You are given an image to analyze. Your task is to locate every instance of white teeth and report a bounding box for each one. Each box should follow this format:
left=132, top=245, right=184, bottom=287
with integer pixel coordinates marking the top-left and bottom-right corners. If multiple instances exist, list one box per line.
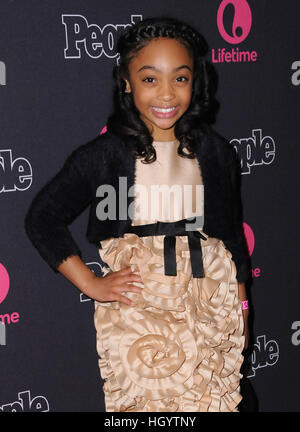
left=152, top=106, right=176, bottom=113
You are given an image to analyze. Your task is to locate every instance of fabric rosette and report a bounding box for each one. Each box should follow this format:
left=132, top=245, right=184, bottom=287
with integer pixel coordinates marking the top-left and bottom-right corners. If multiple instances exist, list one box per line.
left=95, top=303, right=198, bottom=403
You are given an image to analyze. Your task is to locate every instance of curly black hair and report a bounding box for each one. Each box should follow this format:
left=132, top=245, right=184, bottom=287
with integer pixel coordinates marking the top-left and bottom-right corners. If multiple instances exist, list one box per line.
left=107, top=17, right=217, bottom=163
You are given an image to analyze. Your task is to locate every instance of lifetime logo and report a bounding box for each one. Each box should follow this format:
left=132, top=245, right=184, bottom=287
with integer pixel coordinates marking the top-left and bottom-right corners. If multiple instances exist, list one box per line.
left=217, top=0, right=252, bottom=44
left=62, top=14, right=142, bottom=62
left=212, top=0, right=257, bottom=63
left=0, top=390, right=49, bottom=412
left=0, top=263, right=10, bottom=304
left=242, top=222, right=261, bottom=279
left=0, top=264, right=20, bottom=331
left=0, top=267, right=7, bottom=342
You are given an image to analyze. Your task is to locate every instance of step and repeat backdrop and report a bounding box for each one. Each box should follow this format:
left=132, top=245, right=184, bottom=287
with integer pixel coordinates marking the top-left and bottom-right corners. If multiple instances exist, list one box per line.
left=0, top=0, right=299, bottom=412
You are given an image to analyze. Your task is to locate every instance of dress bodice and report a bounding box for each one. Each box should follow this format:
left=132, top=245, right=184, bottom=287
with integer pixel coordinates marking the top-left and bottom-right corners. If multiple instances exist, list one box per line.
left=132, top=140, right=204, bottom=226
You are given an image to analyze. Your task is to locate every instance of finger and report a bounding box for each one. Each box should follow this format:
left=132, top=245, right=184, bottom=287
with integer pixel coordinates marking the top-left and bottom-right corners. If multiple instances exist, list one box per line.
left=120, top=265, right=141, bottom=275
left=118, top=266, right=134, bottom=275
left=115, top=293, right=133, bottom=306
left=120, top=283, right=143, bottom=293
left=121, top=274, right=144, bottom=284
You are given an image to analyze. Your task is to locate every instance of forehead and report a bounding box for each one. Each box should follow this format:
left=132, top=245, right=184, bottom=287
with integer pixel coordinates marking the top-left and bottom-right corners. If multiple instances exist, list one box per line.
left=128, top=37, right=194, bottom=71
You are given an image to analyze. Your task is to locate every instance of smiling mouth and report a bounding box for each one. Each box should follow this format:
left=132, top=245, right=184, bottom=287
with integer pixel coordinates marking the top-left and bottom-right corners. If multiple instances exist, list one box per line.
left=151, top=106, right=177, bottom=113
left=150, top=105, right=180, bottom=118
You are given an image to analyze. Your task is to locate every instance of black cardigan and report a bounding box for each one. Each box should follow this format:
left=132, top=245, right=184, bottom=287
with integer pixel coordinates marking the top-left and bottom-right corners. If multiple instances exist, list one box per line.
left=24, top=127, right=251, bottom=283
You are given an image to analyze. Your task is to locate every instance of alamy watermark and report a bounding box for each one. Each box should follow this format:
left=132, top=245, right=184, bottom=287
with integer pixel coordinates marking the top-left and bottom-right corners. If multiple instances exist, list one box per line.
left=95, top=178, right=204, bottom=230
left=0, top=61, right=6, bottom=85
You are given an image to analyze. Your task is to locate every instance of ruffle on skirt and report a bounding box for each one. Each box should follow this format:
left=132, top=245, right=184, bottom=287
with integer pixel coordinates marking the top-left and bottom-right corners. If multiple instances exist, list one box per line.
left=94, top=229, right=245, bottom=412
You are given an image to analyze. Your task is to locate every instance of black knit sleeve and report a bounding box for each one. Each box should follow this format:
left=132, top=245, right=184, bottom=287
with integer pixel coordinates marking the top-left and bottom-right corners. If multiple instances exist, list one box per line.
left=24, top=145, right=94, bottom=274
left=223, top=146, right=251, bottom=283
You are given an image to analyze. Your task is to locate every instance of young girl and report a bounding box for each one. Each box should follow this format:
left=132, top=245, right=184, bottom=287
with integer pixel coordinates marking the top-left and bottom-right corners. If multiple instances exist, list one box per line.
left=25, top=17, right=250, bottom=412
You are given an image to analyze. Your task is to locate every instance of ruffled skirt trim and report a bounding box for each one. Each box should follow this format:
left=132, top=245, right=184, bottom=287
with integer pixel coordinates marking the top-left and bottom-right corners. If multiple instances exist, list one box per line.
left=94, top=230, right=245, bottom=412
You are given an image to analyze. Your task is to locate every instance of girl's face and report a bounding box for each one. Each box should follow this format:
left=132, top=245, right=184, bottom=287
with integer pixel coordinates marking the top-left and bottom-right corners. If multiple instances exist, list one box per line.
left=125, top=37, right=194, bottom=141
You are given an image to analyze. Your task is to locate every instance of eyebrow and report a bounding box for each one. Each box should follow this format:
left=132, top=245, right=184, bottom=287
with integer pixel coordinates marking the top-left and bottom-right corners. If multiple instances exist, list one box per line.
left=137, top=65, right=192, bottom=73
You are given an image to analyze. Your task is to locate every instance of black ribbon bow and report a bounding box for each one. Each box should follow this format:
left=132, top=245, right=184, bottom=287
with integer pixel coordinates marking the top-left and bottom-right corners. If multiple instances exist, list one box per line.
left=126, top=217, right=207, bottom=278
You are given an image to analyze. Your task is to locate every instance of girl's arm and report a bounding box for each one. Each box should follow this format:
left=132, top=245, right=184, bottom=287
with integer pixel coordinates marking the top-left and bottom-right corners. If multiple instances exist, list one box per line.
left=57, top=255, right=144, bottom=305
left=57, top=255, right=97, bottom=293
left=238, top=281, right=247, bottom=301
left=24, top=144, right=94, bottom=274
left=223, top=145, right=251, bottom=284
left=24, top=138, right=145, bottom=305
left=223, top=144, right=250, bottom=350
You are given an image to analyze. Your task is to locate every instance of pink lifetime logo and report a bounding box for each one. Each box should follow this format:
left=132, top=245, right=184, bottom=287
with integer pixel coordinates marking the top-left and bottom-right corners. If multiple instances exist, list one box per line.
left=217, top=0, right=252, bottom=44
left=100, top=126, right=107, bottom=135
left=243, top=222, right=255, bottom=256
left=0, top=263, right=10, bottom=304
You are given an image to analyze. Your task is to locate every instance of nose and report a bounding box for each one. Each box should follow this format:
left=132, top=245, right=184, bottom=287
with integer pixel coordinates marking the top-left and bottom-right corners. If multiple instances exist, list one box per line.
left=157, top=80, right=175, bottom=102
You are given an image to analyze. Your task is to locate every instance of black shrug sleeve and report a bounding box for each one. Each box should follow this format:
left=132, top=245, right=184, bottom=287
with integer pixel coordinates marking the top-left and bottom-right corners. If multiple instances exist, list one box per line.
left=223, top=146, right=251, bottom=283
left=24, top=146, right=93, bottom=273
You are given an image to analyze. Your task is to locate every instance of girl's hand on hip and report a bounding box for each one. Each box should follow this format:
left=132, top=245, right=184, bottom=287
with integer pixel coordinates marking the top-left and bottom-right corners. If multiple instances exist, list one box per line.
left=84, top=265, right=144, bottom=306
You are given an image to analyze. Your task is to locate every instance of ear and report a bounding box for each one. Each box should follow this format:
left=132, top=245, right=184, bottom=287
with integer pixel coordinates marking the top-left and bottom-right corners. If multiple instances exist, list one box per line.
left=124, top=79, right=132, bottom=94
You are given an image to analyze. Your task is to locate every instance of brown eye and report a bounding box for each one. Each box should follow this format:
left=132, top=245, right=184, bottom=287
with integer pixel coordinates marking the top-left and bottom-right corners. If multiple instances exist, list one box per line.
left=176, top=76, right=189, bottom=82
left=143, top=77, right=156, bottom=83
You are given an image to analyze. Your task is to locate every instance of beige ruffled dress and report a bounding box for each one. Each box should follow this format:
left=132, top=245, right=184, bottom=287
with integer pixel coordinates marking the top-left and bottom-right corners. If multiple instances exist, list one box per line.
left=94, top=140, right=245, bottom=412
